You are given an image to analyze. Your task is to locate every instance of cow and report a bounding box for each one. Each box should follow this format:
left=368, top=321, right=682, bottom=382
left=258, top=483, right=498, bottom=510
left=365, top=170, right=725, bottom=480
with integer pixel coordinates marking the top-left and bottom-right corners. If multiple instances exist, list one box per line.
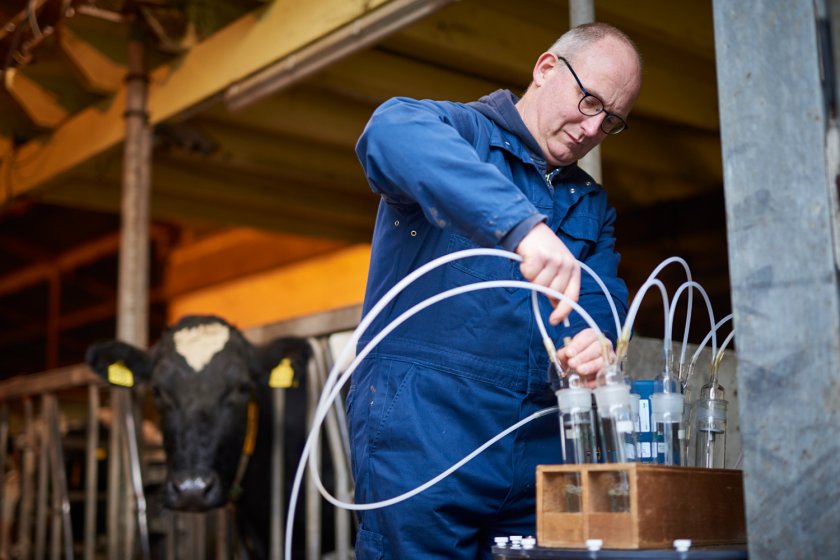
left=85, top=315, right=334, bottom=559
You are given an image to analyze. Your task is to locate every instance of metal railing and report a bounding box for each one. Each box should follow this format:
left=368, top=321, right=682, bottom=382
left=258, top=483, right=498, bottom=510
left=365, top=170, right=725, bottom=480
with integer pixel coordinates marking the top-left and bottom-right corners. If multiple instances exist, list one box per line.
left=0, top=304, right=362, bottom=560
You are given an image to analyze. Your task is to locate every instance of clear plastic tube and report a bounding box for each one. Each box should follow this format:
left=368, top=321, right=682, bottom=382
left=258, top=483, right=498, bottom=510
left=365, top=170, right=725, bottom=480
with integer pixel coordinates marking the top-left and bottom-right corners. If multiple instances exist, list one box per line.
left=286, top=272, right=608, bottom=560
left=667, top=281, right=718, bottom=371
left=640, top=257, right=694, bottom=375
left=617, top=278, right=670, bottom=365
left=686, top=314, right=733, bottom=389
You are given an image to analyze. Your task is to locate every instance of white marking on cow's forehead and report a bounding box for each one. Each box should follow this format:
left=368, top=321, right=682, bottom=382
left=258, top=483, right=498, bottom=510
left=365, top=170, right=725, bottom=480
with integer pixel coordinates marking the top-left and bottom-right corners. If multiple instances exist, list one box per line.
left=173, top=323, right=231, bottom=372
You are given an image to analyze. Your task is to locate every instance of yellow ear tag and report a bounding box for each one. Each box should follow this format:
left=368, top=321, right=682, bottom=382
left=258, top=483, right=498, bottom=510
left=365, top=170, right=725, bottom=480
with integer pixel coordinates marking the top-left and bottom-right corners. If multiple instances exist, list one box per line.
left=268, top=357, right=295, bottom=389
left=107, top=361, right=134, bottom=388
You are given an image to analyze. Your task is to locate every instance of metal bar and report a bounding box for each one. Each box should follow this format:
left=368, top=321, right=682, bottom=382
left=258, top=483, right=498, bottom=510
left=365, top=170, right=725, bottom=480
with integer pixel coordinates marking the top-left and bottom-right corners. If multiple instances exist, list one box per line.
left=270, top=388, right=286, bottom=560
left=713, top=0, right=840, bottom=556
left=304, top=359, right=320, bottom=560
left=119, top=412, right=135, bottom=560
left=84, top=385, right=100, bottom=560
left=0, top=404, right=8, bottom=557
left=34, top=399, right=48, bottom=560
left=122, top=393, right=151, bottom=560
left=106, top=391, right=124, bottom=560
left=214, top=508, right=227, bottom=560
left=18, top=397, right=35, bottom=560
left=568, top=0, right=601, bottom=183
left=0, top=366, right=102, bottom=401
left=45, top=396, right=73, bottom=560
left=311, top=337, right=352, bottom=560
left=112, top=15, right=153, bottom=559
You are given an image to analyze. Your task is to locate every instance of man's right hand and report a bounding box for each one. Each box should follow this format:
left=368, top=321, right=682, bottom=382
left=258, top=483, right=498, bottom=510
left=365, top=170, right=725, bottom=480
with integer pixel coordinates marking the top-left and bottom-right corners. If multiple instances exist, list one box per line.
left=515, top=222, right=580, bottom=324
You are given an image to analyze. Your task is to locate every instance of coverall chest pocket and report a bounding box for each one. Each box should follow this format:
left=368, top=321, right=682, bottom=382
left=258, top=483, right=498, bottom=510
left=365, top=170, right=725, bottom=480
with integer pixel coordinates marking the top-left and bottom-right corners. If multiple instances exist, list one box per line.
left=446, top=233, right=521, bottom=291
left=557, top=214, right=600, bottom=261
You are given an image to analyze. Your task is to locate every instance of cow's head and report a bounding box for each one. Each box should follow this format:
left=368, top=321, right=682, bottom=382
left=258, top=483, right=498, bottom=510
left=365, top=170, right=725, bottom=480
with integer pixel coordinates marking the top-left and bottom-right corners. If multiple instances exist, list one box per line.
left=85, top=315, right=311, bottom=511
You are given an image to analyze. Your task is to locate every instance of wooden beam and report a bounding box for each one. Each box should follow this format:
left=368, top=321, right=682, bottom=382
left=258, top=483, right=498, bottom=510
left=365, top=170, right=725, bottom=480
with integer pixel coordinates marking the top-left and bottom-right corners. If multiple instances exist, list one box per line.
left=312, top=47, right=504, bottom=104
left=4, top=68, right=69, bottom=128
left=40, top=178, right=375, bottom=242
left=0, top=0, right=396, bottom=203
left=205, top=85, right=374, bottom=149
left=169, top=118, right=368, bottom=193
left=59, top=27, right=125, bottom=94
left=381, top=0, right=719, bottom=130
left=0, top=233, right=120, bottom=297
left=163, top=229, right=349, bottom=297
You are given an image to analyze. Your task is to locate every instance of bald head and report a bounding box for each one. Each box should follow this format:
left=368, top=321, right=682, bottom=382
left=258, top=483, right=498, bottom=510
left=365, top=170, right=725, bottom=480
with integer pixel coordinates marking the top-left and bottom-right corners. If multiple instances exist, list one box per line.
left=517, top=23, right=642, bottom=168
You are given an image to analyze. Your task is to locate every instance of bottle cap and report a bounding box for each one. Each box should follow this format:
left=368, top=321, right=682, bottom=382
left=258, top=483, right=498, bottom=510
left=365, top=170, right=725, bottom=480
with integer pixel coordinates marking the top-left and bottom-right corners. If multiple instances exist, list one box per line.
left=586, top=539, right=603, bottom=551
left=593, top=383, right=631, bottom=414
left=522, top=536, right=536, bottom=549
left=674, top=538, right=692, bottom=552
left=494, top=536, right=508, bottom=546
left=650, top=391, right=684, bottom=421
left=556, top=386, right=593, bottom=412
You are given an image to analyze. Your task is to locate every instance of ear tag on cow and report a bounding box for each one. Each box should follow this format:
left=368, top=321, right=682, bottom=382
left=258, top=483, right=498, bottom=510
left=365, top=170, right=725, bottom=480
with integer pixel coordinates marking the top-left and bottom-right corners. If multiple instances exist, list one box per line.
left=268, top=357, right=295, bottom=389
left=107, top=361, right=134, bottom=388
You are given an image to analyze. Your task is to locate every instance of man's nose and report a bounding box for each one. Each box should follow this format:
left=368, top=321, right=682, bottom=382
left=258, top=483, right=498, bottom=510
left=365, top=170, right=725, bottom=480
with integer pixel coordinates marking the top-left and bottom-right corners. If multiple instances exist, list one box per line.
left=580, top=112, right=607, bottom=137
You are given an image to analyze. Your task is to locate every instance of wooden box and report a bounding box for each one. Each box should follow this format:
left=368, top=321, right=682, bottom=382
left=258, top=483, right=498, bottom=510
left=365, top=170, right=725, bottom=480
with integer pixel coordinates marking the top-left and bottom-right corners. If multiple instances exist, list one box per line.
left=536, top=463, right=746, bottom=549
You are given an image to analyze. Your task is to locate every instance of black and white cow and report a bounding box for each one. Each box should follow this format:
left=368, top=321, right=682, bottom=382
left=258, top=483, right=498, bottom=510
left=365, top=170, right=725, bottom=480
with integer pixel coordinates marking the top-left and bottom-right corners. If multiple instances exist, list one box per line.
left=85, top=315, right=333, bottom=559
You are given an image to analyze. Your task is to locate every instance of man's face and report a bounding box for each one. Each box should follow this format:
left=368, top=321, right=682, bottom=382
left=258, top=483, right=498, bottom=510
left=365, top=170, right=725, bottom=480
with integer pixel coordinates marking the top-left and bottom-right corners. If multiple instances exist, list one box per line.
left=527, top=37, right=641, bottom=168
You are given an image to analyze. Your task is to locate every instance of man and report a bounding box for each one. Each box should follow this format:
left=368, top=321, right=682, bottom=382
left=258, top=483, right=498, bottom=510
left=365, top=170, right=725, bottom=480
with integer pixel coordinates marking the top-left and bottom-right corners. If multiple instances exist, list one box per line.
left=347, top=22, right=643, bottom=559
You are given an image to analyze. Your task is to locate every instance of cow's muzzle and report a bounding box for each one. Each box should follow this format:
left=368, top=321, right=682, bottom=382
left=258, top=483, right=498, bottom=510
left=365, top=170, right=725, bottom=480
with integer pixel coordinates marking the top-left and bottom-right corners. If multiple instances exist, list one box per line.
left=164, top=470, right=225, bottom=511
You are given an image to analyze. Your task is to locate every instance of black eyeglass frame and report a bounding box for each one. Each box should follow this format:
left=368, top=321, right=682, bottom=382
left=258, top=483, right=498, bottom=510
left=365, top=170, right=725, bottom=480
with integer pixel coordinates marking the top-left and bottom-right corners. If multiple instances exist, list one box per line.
left=555, top=54, right=628, bottom=135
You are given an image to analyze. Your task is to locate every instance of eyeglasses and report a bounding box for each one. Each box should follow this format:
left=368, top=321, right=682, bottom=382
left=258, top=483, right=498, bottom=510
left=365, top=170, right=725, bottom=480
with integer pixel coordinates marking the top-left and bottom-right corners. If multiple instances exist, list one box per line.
left=555, top=55, right=628, bottom=135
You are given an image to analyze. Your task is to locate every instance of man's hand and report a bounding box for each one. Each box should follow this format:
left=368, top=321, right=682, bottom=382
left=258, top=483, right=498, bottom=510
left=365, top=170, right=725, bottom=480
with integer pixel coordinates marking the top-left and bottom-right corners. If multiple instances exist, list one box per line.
left=515, top=222, right=580, bottom=324
left=555, top=328, right=613, bottom=387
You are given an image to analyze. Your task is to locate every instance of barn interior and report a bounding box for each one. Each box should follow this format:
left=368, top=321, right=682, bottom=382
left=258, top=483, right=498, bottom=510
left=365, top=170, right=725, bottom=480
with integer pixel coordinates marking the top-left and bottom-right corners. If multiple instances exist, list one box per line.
left=0, top=0, right=727, bottom=378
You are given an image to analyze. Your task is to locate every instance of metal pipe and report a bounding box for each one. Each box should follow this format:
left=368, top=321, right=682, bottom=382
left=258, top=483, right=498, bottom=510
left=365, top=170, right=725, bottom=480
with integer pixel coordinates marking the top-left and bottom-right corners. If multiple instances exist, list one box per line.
left=270, top=388, right=286, bottom=560
left=45, top=395, right=73, bottom=560
left=568, top=0, right=602, bottom=184
left=112, top=15, right=153, bottom=560
left=122, top=394, right=151, bottom=560
left=0, top=404, right=8, bottom=557
left=83, top=385, right=99, bottom=560
left=18, top=397, right=35, bottom=560
left=305, top=359, right=321, bottom=560
left=34, top=399, right=48, bottom=560
left=311, top=337, right=352, bottom=559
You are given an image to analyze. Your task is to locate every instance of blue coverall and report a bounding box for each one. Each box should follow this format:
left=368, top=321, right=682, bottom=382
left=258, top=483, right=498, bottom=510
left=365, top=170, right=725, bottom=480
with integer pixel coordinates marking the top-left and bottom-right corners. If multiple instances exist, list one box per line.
left=347, top=90, right=628, bottom=559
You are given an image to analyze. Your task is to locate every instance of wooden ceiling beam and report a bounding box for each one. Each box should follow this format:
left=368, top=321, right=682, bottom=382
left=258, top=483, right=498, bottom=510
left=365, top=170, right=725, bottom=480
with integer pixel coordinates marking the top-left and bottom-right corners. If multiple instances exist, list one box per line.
left=206, top=85, right=374, bottom=149
left=381, top=0, right=719, bottom=130
left=40, top=179, right=375, bottom=243
left=58, top=26, right=125, bottom=94
left=169, top=118, right=368, bottom=193
left=0, top=0, right=399, bottom=204
left=3, top=68, right=69, bottom=128
left=312, top=47, right=504, bottom=104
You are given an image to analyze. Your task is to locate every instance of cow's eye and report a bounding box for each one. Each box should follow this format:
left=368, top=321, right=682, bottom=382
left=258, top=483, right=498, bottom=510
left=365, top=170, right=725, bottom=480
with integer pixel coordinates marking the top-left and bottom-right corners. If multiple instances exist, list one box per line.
left=151, top=384, right=169, bottom=407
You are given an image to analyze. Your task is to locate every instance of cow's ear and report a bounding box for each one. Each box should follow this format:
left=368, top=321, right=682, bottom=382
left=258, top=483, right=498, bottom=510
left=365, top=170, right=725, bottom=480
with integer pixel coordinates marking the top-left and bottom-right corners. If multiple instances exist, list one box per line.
left=254, top=337, right=312, bottom=389
left=85, top=340, right=153, bottom=388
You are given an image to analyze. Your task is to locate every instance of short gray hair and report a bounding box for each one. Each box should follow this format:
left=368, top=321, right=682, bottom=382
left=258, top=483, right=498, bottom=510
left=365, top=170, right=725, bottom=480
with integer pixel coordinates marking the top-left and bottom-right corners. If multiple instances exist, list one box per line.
left=548, top=22, right=642, bottom=69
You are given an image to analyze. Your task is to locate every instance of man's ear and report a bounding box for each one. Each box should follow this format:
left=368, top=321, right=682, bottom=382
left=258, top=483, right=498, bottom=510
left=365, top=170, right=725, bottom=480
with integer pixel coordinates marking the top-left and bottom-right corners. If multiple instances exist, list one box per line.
left=533, top=51, right=559, bottom=87
left=253, top=337, right=313, bottom=389
left=85, top=340, right=153, bottom=388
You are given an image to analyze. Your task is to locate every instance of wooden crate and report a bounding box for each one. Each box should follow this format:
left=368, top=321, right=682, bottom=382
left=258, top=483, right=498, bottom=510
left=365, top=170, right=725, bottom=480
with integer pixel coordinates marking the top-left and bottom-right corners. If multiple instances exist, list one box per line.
left=536, top=463, right=746, bottom=549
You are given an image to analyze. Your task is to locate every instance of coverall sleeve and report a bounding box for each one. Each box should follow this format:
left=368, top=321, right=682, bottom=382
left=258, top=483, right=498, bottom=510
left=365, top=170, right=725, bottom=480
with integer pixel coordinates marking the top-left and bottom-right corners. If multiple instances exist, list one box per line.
left=356, top=97, right=544, bottom=247
left=566, top=204, right=628, bottom=346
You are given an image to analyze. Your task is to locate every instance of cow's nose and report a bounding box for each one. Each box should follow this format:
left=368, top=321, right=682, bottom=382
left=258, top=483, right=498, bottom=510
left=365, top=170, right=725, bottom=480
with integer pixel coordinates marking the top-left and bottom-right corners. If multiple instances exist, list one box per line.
left=164, top=471, right=224, bottom=511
